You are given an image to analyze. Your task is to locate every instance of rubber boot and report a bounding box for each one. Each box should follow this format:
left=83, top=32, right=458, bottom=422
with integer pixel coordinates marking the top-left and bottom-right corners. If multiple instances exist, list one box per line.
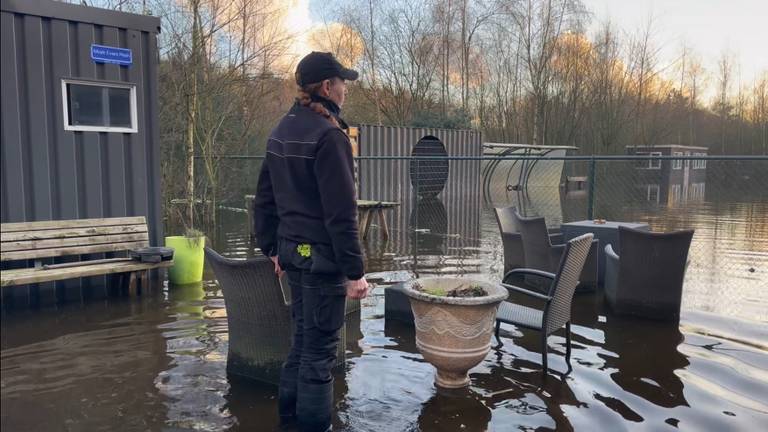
left=296, top=380, right=334, bottom=432
left=278, top=373, right=299, bottom=426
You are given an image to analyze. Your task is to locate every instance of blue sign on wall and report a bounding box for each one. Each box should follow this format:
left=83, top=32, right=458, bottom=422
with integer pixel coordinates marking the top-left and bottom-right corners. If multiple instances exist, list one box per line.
left=90, top=44, right=132, bottom=66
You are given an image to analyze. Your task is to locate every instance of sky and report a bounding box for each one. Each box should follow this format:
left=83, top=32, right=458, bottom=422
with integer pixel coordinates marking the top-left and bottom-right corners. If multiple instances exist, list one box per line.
left=580, top=0, right=768, bottom=86
left=284, top=0, right=313, bottom=63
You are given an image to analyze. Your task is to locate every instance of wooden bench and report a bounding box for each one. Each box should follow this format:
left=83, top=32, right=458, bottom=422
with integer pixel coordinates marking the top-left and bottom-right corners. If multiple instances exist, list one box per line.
left=1, top=216, right=172, bottom=296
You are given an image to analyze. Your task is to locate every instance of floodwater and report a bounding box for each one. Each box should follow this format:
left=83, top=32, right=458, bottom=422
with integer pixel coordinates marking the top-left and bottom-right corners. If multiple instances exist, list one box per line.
left=2, top=159, right=768, bottom=431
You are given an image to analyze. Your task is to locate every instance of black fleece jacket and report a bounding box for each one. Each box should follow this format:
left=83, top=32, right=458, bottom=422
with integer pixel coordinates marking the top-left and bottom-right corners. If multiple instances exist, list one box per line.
left=252, top=97, right=364, bottom=280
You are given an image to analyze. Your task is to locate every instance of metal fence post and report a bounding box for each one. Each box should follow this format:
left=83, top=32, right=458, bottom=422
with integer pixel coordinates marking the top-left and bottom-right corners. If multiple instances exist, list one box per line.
left=587, top=156, right=596, bottom=220
left=413, top=158, right=420, bottom=277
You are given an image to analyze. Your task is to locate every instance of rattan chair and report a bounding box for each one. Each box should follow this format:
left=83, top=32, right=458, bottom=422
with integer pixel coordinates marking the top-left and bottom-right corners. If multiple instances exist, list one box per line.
left=493, top=206, right=563, bottom=274
left=204, top=248, right=359, bottom=384
left=494, top=233, right=594, bottom=374
left=513, top=211, right=599, bottom=289
left=604, top=226, right=694, bottom=321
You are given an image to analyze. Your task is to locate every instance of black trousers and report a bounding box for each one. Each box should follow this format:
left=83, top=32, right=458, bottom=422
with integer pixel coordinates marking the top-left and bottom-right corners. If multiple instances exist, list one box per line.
left=282, top=270, right=347, bottom=385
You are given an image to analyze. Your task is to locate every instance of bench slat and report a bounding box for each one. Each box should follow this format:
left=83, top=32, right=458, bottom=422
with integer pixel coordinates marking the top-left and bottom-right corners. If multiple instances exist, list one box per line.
left=1, top=217, right=146, bottom=233
left=1, top=260, right=173, bottom=287
left=2, top=233, right=149, bottom=252
left=1, top=240, right=150, bottom=261
left=1, top=224, right=148, bottom=242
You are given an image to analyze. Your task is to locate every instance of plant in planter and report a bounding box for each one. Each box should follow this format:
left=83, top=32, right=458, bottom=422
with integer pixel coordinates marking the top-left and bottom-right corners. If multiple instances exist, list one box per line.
left=165, top=227, right=206, bottom=284
left=401, top=278, right=508, bottom=388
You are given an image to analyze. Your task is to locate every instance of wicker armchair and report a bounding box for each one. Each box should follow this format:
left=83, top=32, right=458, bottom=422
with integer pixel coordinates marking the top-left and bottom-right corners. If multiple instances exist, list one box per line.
left=604, top=226, right=694, bottom=321
left=204, top=248, right=360, bottom=384
left=513, top=211, right=599, bottom=289
left=495, top=233, right=594, bottom=374
left=493, top=206, right=563, bottom=274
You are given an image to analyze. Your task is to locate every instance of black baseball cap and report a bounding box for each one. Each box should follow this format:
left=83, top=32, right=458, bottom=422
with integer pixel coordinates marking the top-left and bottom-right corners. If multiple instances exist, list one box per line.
left=295, top=51, right=359, bottom=86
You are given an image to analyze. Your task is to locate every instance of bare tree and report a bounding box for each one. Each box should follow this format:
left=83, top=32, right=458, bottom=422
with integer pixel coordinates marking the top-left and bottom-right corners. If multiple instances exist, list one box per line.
left=684, top=53, right=706, bottom=146
left=456, top=0, right=496, bottom=111
left=185, top=0, right=202, bottom=227
left=625, top=15, right=667, bottom=146
left=715, top=51, right=734, bottom=154
left=752, top=73, right=768, bottom=154
left=506, top=0, right=582, bottom=146
left=588, top=22, right=633, bottom=152
left=348, top=0, right=441, bottom=124
left=367, top=0, right=383, bottom=124
left=478, top=16, right=525, bottom=142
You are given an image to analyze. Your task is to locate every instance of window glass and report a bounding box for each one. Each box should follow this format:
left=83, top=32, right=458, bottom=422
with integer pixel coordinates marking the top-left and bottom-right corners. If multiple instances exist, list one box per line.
left=108, top=87, right=132, bottom=127
left=68, top=84, right=104, bottom=126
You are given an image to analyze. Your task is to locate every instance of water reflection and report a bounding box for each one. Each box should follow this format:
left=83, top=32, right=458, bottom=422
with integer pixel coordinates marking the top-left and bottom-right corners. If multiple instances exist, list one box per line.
left=602, top=316, right=689, bottom=410
left=478, top=360, right=582, bottom=431
left=410, top=197, right=448, bottom=256
left=155, top=281, right=232, bottom=431
left=357, top=158, right=482, bottom=277
left=223, top=375, right=280, bottom=431
left=167, top=281, right=206, bottom=315
left=0, top=297, right=173, bottom=431
left=417, top=387, right=491, bottom=431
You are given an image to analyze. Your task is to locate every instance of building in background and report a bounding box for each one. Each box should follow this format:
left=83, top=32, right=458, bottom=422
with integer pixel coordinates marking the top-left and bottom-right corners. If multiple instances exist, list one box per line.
left=1, top=0, right=162, bottom=303
left=627, top=145, right=708, bottom=206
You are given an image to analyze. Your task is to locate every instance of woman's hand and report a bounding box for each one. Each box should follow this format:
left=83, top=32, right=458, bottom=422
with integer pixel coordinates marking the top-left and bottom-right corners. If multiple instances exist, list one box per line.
left=346, top=277, right=369, bottom=299
left=269, top=256, right=284, bottom=277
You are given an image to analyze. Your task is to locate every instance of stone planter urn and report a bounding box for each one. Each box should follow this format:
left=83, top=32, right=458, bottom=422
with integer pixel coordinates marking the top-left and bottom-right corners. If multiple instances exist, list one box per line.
left=401, top=277, right=508, bottom=388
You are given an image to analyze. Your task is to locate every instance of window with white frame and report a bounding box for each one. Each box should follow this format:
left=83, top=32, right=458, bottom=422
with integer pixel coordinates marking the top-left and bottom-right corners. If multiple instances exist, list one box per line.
left=693, top=153, right=707, bottom=169
left=62, top=79, right=137, bottom=133
left=648, top=151, right=662, bottom=169
left=634, top=151, right=662, bottom=169
left=672, top=152, right=683, bottom=169
left=647, top=184, right=660, bottom=203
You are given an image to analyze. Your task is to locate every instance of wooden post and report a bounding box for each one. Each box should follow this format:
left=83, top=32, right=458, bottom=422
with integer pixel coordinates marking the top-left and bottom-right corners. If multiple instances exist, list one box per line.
left=358, top=209, right=370, bottom=240
left=128, top=272, right=138, bottom=297
left=362, top=210, right=375, bottom=240
left=378, top=208, right=390, bottom=240
left=141, top=270, right=150, bottom=295
left=347, top=127, right=360, bottom=197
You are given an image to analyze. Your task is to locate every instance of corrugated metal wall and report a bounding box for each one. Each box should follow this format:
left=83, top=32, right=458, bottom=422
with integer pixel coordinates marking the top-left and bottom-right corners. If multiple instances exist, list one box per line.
left=1, top=0, right=162, bottom=303
left=357, top=125, right=483, bottom=274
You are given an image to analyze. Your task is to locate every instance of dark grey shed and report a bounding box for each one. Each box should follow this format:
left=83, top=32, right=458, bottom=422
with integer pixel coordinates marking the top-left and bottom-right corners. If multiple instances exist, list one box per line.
left=1, top=0, right=162, bottom=303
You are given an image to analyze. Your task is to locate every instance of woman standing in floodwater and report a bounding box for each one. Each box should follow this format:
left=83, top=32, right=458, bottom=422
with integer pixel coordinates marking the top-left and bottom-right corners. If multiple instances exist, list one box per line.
left=252, top=51, right=369, bottom=432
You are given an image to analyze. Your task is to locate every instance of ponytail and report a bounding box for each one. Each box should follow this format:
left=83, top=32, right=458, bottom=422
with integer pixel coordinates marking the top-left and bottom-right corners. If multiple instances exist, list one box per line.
left=296, top=82, right=340, bottom=128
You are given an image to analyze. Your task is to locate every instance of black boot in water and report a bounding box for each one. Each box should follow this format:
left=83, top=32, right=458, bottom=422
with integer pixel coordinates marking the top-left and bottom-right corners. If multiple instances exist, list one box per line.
left=296, top=380, right=334, bottom=432
left=278, top=372, right=299, bottom=425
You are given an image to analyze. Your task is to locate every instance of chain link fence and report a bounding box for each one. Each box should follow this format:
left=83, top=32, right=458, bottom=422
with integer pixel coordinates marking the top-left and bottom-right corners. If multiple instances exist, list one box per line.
left=190, top=154, right=767, bottom=322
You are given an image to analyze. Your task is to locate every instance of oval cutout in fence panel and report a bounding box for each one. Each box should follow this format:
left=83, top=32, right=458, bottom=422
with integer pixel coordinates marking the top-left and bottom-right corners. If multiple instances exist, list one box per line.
left=410, top=136, right=449, bottom=198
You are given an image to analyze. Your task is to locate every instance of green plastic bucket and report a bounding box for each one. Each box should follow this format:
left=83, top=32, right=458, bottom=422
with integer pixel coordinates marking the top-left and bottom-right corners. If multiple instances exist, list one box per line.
left=165, top=236, right=205, bottom=284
